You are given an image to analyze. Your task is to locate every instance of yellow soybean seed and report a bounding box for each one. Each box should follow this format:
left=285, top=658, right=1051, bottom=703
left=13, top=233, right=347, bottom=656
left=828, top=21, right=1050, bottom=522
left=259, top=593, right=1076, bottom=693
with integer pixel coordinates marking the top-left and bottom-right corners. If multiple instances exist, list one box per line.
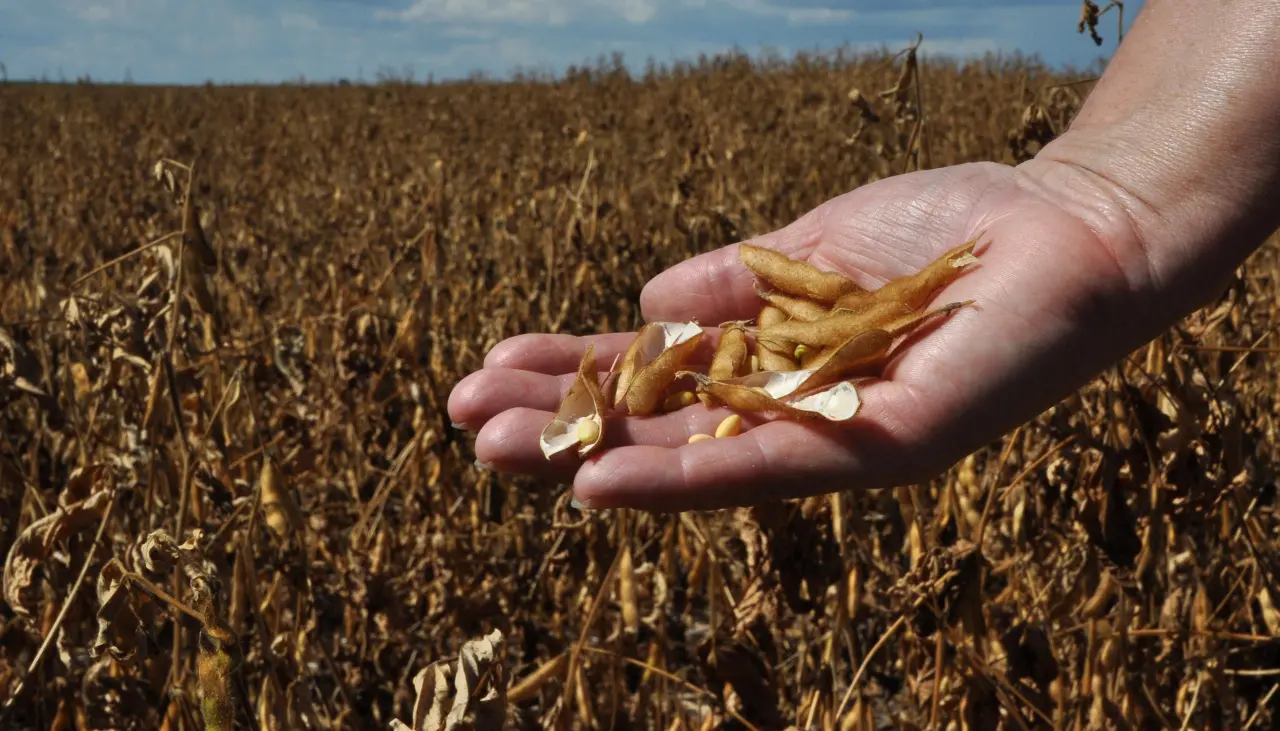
left=663, top=390, right=697, bottom=412
left=577, top=420, right=601, bottom=444
left=715, top=414, right=742, bottom=438
left=688, top=433, right=714, bottom=444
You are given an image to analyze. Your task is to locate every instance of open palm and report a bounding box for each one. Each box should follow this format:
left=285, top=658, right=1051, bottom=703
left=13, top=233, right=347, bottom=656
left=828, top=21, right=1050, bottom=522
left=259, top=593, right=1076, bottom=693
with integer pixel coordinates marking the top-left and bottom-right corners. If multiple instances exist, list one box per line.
left=447, top=160, right=1160, bottom=511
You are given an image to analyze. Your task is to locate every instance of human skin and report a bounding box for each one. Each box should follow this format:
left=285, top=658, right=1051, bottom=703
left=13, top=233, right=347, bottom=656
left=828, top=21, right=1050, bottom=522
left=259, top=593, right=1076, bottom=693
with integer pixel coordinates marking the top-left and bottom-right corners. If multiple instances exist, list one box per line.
left=447, top=0, right=1280, bottom=512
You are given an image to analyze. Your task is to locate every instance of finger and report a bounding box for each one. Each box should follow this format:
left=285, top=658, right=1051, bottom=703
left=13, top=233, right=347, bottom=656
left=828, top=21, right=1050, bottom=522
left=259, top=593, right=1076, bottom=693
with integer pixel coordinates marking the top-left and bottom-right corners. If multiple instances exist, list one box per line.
left=483, top=332, right=643, bottom=372
left=570, top=382, right=938, bottom=512
left=471, top=408, right=581, bottom=482
left=455, top=329, right=756, bottom=430
left=453, top=366, right=678, bottom=430
left=482, top=328, right=732, bottom=376
left=471, top=402, right=759, bottom=478
left=448, top=368, right=579, bottom=430
left=639, top=206, right=826, bottom=324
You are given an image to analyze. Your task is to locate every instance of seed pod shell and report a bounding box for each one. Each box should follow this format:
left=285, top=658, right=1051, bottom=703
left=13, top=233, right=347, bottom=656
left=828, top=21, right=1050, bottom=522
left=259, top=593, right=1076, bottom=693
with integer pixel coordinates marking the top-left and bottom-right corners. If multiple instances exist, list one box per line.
left=739, top=243, right=861, bottom=302
left=540, top=343, right=608, bottom=459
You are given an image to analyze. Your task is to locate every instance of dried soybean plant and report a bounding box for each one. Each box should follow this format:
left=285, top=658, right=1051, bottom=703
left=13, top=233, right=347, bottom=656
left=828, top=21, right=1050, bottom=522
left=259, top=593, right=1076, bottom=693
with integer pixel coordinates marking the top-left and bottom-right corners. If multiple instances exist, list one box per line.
left=1007, top=80, right=1091, bottom=163
left=388, top=630, right=507, bottom=731
left=542, top=234, right=983, bottom=453
left=1078, top=0, right=1126, bottom=47
left=3, top=43, right=1280, bottom=731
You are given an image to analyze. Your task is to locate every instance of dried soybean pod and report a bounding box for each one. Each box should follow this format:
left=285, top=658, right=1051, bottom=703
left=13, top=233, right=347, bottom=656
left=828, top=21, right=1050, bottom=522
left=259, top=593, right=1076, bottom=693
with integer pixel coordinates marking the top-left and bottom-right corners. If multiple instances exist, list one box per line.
left=623, top=330, right=705, bottom=416
left=792, top=301, right=973, bottom=375
left=1080, top=573, right=1120, bottom=619
left=688, top=373, right=861, bottom=422
left=785, top=381, right=862, bottom=421
left=754, top=286, right=830, bottom=322
left=708, top=324, right=749, bottom=380
left=183, top=197, right=219, bottom=273
left=539, top=344, right=608, bottom=459
left=599, top=352, right=622, bottom=408
left=834, top=235, right=982, bottom=312
left=615, top=322, right=703, bottom=407
left=797, top=329, right=896, bottom=388
left=701, top=323, right=750, bottom=407
left=756, top=304, right=799, bottom=371
left=681, top=368, right=813, bottom=401
left=758, top=304, right=790, bottom=329
left=882, top=299, right=975, bottom=338
left=739, top=243, right=861, bottom=303
left=759, top=298, right=912, bottom=349
left=613, top=331, right=649, bottom=407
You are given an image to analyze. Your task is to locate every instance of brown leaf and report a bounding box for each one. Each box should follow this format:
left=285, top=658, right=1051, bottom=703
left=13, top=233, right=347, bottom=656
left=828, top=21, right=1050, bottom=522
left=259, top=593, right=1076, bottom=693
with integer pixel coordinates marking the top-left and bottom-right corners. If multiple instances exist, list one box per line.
left=3, top=488, right=112, bottom=618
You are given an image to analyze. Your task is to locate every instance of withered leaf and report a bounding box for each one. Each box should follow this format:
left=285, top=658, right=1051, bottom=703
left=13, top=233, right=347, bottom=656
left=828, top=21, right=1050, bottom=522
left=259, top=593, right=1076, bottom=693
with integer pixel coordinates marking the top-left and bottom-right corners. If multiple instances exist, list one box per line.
left=3, top=488, right=113, bottom=618
left=92, top=558, right=146, bottom=661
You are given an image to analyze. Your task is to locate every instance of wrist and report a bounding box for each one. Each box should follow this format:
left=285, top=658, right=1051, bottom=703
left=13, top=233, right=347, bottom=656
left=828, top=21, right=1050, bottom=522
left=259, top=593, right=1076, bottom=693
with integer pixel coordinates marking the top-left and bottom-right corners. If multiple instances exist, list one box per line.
left=1012, top=127, right=1275, bottom=347
left=1015, top=0, right=1280, bottom=323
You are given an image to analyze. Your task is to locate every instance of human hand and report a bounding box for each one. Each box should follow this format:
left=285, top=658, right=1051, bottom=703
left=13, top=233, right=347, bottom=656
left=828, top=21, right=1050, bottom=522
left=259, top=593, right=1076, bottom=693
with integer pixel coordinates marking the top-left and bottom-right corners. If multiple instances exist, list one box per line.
left=447, top=158, right=1188, bottom=512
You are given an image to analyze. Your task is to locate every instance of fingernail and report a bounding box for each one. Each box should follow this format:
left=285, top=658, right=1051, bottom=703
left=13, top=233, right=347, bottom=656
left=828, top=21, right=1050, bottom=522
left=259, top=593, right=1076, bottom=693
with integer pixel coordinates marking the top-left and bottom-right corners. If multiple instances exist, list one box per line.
left=474, top=460, right=493, bottom=470
left=451, top=422, right=469, bottom=430
left=570, top=496, right=591, bottom=510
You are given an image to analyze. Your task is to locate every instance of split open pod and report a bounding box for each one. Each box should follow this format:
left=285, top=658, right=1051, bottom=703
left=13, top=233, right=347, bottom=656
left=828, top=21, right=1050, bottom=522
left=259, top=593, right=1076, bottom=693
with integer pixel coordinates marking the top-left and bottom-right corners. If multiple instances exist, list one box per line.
left=538, top=343, right=609, bottom=459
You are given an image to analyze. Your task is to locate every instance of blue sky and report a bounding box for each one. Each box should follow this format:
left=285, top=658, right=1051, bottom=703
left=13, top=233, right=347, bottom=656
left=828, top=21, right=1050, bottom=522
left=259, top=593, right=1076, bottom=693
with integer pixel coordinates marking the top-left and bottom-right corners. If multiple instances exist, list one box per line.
left=0, top=0, right=1142, bottom=85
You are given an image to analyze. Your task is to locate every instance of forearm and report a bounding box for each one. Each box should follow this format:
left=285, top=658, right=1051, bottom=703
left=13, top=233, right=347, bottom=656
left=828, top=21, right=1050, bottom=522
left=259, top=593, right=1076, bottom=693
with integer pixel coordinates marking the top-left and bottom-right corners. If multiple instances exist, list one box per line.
left=1023, top=0, right=1280, bottom=316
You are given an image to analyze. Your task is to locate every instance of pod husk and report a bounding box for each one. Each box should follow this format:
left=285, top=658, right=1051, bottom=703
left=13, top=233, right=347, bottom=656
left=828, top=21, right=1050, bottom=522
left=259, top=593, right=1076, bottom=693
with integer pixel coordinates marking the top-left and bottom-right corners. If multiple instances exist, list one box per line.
left=799, top=301, right=974, bottom=373
left=754, top=286, right=829, bottom=322
left=739, top=243, right=861, bottom=303
left=687, top=373, right=862, bottom=422
left=833, top=235, right=981, bottom=311
left=793, top=330, right=895, bottom=390
left=617, top=322, right=705, bottom=416
left=758, top=298, right=912, bottom=349
left=684, top=369, right=815, bottom=401
left=882, top=299, right=974, bottom=337
left=708, top=324, right=749, bottom=381
left=539, top=344, right=608, bottom=459
left=756, top=304, right=798, bottom=371
left=614, top=322, right=704, bottom=409
left=700, top=324, right=750, bottom=407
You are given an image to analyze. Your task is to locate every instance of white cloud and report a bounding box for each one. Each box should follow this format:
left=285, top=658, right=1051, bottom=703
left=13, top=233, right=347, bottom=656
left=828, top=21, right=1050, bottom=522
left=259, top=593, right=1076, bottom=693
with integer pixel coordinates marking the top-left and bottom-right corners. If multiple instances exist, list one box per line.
left=60, top=0, right=170, bottom=28
left=440, top=25, right=500, bottom=39
left=78, top=4, right=114, bottom=22
left=918, top=36, right=1003, bottom=57
left=375, top=0, right=574, bottom=25
left=711, top=0, right=854, bottom=25
left=783, top=6, right=854, bottom=24
left=281, top=11, right=320, bottom=32
left=615, top=0, right=658, bottom=23
left=375, top=0, right=662, bottom=25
